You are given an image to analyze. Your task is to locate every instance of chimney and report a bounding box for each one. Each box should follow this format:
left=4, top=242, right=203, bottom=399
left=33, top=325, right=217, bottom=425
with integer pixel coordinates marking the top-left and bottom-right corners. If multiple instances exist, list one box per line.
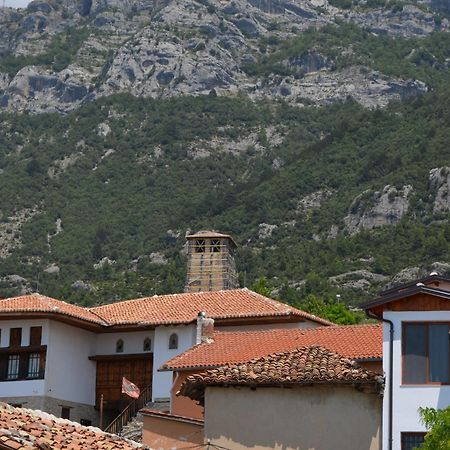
left=196, top=311, right=214, bottom=344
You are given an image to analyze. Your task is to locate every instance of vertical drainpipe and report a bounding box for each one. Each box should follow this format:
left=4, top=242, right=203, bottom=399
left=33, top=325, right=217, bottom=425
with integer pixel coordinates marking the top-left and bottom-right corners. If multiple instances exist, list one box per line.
left=367, top=311, right=394, bottom=450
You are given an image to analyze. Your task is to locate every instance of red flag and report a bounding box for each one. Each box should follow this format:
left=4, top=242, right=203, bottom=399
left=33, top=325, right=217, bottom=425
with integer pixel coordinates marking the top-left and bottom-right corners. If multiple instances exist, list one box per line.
left=121, top=377, right=140, bottom=399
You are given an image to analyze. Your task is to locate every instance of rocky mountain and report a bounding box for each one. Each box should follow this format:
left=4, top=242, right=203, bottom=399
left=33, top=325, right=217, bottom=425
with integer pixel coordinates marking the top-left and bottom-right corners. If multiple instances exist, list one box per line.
left=0, top=0, right=449, bottom=310
left=0, top=0, right=446, bottom=112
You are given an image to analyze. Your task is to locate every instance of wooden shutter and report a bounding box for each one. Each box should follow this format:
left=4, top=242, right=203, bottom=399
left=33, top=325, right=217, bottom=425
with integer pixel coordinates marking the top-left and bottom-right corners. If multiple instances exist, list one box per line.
left=30, top=327, right=42, bottom=347
left=9, top=328, right=22, bottom=348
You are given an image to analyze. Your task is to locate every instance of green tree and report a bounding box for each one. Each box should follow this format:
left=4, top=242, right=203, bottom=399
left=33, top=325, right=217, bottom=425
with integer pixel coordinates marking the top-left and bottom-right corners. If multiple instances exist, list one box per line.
left=251, top=277, right=272, bottom=297
left=418, top=406, right=450, bottom=450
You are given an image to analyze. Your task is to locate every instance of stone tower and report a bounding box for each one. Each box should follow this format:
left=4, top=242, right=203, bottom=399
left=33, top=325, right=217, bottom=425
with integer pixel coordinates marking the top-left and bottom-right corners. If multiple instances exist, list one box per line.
left=185, top=231, right=238, bottom=293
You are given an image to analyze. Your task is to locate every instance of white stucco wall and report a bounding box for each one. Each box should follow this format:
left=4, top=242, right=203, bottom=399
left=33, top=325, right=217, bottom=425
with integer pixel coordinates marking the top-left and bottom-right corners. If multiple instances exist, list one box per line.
left=383, top=311, right=450, bottom=450
left=0, top=319, right=49, bottom=398
left=152, top=325, right=196, bottom=401
left=95, top=330, right=155, bottom=355
left=205, top=385, right=381, bottom=450
left=45, top=321, right=96, bottom=405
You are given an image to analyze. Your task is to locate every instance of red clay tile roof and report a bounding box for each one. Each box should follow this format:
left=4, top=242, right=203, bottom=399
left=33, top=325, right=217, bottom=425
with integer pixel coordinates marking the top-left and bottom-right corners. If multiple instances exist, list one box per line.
left=161, top=324, right=382, bottom=371
left=0, top=402, right=142, bottom=450
left=0, top=294, right=106, bottom=325
left=0, top=289, right=332, bottom=328
left=179, top=345, right=383, bottom=403
left=89, top=289, right=333, bottom=326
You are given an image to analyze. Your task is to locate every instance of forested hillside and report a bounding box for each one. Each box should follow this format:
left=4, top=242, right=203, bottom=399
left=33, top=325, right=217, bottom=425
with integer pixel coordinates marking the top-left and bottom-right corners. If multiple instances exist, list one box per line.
left=0, top=0, right=449, bottom=315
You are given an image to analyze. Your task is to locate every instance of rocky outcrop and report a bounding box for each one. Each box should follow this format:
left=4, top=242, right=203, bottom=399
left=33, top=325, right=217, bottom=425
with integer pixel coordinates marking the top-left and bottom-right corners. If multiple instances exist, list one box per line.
left=329, top=270, right=389, bottom=291
left=252, top=66, right=427, bottom=109
left=429, top=166, right=450, bottom=214
left=385, top=261, right=450, bottom=290
left=0, top=275, right=33, bottom=295
left=347, top=4, right=447, bottom=37
left=0, top=206, right=40, bottom=258
left=258, top=223, right=278, bottom=239
left=3, top=66, right=89, bottom=113
left=0, top=0, right=439, bottom=113
left=297, top=189, right=334, bottom=213
left=345, top=185, right=413, bottom=234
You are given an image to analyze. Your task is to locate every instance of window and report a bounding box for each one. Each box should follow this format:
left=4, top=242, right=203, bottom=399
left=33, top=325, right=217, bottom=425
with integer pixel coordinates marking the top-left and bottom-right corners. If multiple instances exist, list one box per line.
left=403, top=323, right=450, bottom=384
left=7, top=355, right=20, bottom=380
left=0, top=326, right=46, bottom=382
left=194, top=239, right=205, bottom=253
left=169, top=333, right=178, bottom=350
left=9, top=328, right=22, bottom=348
left=116, top=339, right=124, bottom=353
left=61, top=407, right=71, bottom=420
left=30, top=327, right=42, bottom=347
left=27, top=353, right=41, bottom=378
left=211, top=239, right=221, bottom=253
left=143, top=337, right=151, bottom=352
left=401, top=432, right=425, bottom=450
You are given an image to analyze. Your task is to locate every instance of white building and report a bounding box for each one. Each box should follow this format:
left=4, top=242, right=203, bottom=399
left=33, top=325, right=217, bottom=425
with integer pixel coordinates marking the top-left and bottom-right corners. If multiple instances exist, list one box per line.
left=0, top=289, right=330, bottom=426
left=363, top=275, right=450, bottom=450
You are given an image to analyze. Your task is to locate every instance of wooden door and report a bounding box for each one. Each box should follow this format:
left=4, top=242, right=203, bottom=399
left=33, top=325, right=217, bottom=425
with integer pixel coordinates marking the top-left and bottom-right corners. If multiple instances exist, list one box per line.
left=95, top=355, right=153, bottom=410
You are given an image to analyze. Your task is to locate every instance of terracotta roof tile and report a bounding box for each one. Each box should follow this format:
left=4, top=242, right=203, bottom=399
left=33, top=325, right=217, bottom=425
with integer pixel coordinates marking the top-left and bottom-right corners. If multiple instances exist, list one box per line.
left=179, top=345, right=383, bottom=403
left=0, top=294, right=106, bottom=325
left=0, top=403, right=142, bottom=449
left=89, top=289, right=333, bottom=326
left=0, top=290, right=332, bottom=328
left=161, top=324, right=382, bottom=371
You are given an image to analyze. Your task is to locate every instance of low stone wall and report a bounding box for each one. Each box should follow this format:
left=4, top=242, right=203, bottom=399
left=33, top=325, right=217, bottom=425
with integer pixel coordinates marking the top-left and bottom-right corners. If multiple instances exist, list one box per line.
left=0, top=395, right=98, bottom=426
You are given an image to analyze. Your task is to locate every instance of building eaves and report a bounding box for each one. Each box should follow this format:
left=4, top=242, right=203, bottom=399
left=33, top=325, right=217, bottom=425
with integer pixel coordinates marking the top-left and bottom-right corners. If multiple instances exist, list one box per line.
left=361, top=285, right=450, bottom=311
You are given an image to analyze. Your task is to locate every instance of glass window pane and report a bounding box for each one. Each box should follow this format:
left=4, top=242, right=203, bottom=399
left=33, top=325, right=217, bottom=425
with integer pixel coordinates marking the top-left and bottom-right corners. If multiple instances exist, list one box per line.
left=27, top=353, right=40, bottom=378
left=401, top=433, right=425, bottom=450
left=403, top=324, right=427, bottom=384
left=7, top=355, right=20, bottom=380
left=429, top=324, right=449, bottom=383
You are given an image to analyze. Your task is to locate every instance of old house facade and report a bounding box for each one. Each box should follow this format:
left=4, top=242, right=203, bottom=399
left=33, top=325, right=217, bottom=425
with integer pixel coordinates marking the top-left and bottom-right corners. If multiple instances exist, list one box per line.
left=363, top=274, right=450, bottom=450
left=0, top=288, right=329, bottom=426
left=180, top=346, right=383, bottom=450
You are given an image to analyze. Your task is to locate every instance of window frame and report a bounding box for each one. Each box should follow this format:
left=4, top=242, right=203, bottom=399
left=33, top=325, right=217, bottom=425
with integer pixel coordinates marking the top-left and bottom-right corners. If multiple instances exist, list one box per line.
left=6, top=354, right=20, bottom=380
left=115, top=339, right=124, bottom=353
left=168, top=333, right=178, bottom=350
left=0, top=326, right=46, bottom=382
left=402, top=321, right=450, bottom=386
left=194, top=239, right=206, bottom=253
left=143, top=337, right=152, bottom=352
left=210, top=239, right=221, bottom=253
left=9, top=328, right=22, bottom=348
left=401, top=432, right=426, bottom=450
left=27, top=353, right=41, bottom=379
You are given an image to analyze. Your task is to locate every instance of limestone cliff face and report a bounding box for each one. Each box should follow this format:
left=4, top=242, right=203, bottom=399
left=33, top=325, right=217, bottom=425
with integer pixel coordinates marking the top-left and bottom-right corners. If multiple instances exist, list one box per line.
left=0, top=0, right=443, bottom=113
left=344, top=185, right=413, bottom=234
left=429, top=167, right=450, bottom=214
